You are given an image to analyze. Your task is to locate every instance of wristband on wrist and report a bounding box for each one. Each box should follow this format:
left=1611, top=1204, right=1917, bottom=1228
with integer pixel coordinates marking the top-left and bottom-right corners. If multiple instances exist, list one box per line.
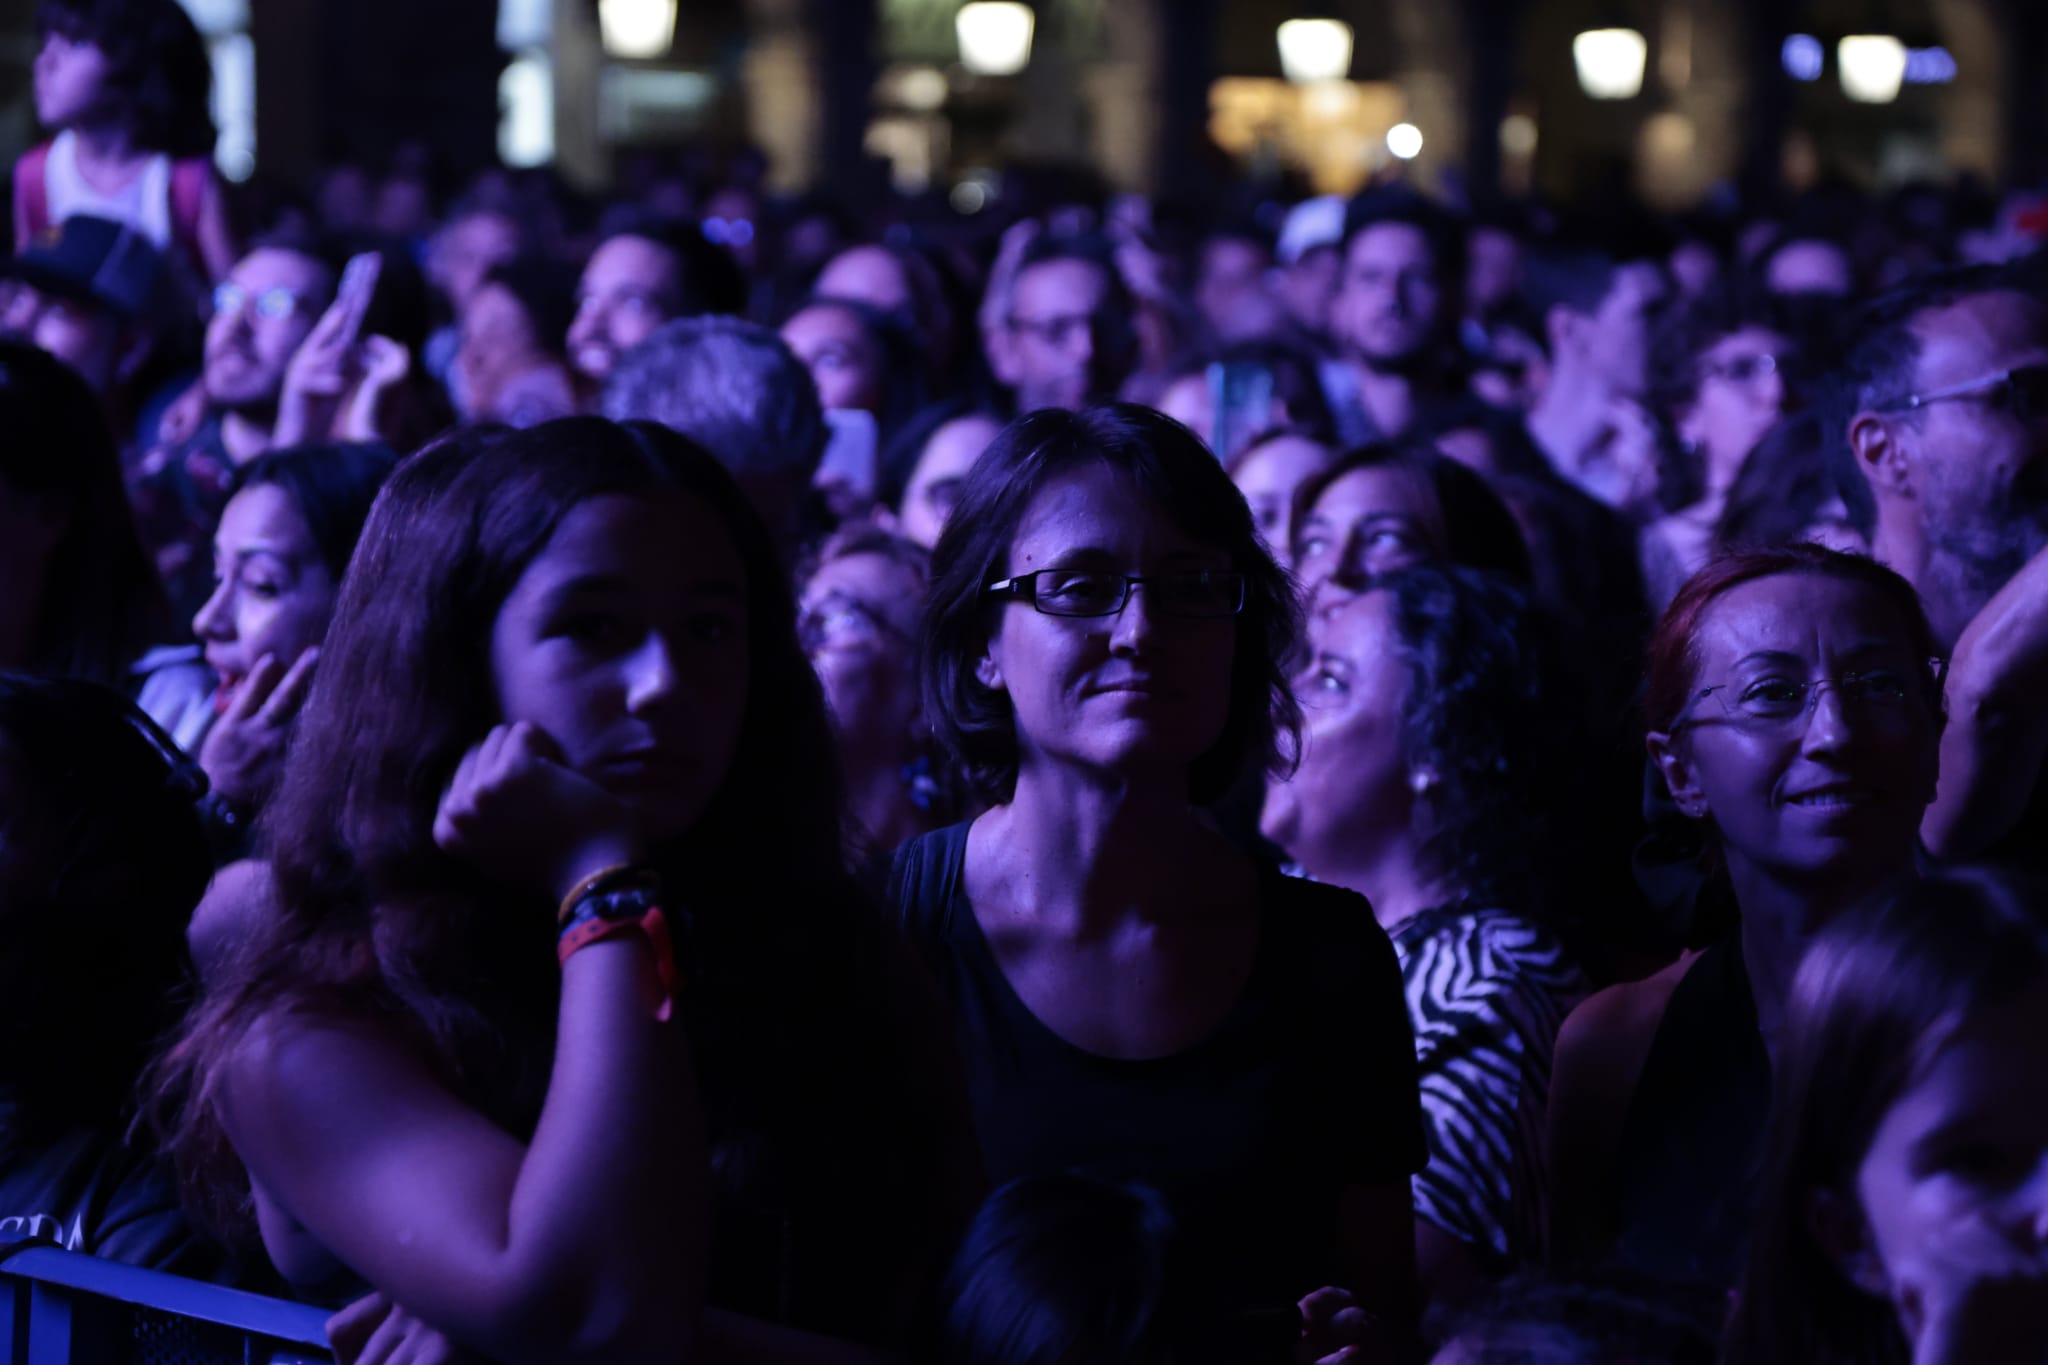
left=557, top=902, right=678, bottom=1021
left=556, top=863, right=659, bottom=928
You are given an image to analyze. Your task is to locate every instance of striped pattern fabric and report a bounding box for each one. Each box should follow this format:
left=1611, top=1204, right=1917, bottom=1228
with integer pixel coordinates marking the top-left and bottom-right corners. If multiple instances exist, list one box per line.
left=1391, top=907, right=1589, bottom=1265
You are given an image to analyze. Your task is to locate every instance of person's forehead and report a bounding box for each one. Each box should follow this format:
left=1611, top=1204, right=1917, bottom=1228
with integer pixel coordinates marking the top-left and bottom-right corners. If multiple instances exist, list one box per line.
left=805, top=548, right=918, bottom=604
left=1014, top=256, right=1110, bottom=308
left=219, top=482, right=315, bottom=549
left=233, top=247, right=331, bottom=293
left=586, top=234, right=680, bottom=288
left=784, top=303, right=866, bottom=346
left=818, top=247, right=907, bottom=303
left=1239, top=436, right=1331, bottom=485
left=919, top=416, right=999, bottom=476
left=1693, top=573, right=1905, bottom=661
left=1313, top=463, right=1436, bottom=520
left=1010, top=463, right=1206, bottom=561
left=1911, top=290, right=2048, bottom=379
left=1347, top=222, right=1433, bottom=271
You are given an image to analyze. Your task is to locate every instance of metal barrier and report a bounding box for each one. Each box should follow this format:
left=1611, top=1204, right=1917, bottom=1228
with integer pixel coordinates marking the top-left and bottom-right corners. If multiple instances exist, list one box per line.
left=0, top=1244, right=332, bottom=1365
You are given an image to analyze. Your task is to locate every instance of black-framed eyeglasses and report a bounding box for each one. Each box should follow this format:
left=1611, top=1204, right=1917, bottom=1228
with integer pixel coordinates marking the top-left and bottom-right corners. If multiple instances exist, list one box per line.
left=986, top=569, right=1246, bottom=619
left=1672, top=657, right=1948, bottom=734
left=1875, top=364, right=2048, bottom=421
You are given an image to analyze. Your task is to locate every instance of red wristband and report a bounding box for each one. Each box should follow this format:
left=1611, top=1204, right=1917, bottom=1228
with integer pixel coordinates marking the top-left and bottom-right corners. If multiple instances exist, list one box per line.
left=556, top=904, right=678, bottom=1021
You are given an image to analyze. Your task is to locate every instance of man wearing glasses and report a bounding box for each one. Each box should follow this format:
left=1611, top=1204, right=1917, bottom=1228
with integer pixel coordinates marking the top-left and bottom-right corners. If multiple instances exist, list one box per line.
left=1836, top=260, right=2048, bottom=866
left=132, top=234, right=337, bottom=616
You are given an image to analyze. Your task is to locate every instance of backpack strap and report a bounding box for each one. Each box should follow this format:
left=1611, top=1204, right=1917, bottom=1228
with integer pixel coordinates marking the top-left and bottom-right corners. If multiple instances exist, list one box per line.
left=14, top=141, right=52, bottom=247
left=168, top=156, right=209, bottom=261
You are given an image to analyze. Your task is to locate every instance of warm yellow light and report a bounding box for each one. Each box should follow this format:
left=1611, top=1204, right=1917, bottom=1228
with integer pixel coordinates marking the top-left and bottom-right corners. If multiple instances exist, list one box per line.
left=956, top=2, right=1034, bottom=77
left=1573, top=28, right=1648, bottom=100
left=1277, top=18, right=1354, bottom=84
left=1839, top=34, right=1907, bottom=103
left=598, top=0, right=675, bottom=59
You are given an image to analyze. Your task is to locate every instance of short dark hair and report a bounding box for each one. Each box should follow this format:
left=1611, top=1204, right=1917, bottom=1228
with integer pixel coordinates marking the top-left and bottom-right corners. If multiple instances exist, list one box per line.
left=36, top=0, right=215, bottom=159
left=1435, top=1270, right=1721, bottom=1365
left=1290, top=443, right=1534, bottom=583
left=589, top=209, right=748, bottom=317
left=1822, top=260, right=2048, bottom=537
left=1341, top=189, right=1468, bottom=293
left=225, top=443, right=400, bottom=582
left=922, top=403, right=1301, bottom=806
left=479, top=257, right=579, bottom=361
left=1646, top=293, right=1794, bottom=427
left=1012, top=232, right=1134, bottom=322
left=1523, top=248, right=1624, bottom=324
left=928, top=1175, right=1188, bottom=1365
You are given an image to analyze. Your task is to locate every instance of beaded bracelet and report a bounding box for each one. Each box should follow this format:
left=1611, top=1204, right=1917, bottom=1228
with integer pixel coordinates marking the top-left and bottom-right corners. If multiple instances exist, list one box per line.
left=556, top=863, right=660, bottom=928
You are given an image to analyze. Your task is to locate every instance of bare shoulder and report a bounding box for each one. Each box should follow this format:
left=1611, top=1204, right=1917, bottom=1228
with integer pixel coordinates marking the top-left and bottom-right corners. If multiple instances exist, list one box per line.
left=1554, top=954, right=1695, bottom=1087
left=187, top=858, right=279, bottom=984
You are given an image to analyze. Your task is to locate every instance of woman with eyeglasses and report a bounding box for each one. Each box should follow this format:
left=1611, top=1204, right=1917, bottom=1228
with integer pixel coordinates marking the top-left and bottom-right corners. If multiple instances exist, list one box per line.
left=1639, top=300, right=1799, bottom=609
left=1547, top=544, right=1944, bottom=1290
left=797, top=525, right=962, bottom=859
left=891, top=403, right=1425, bottom=1363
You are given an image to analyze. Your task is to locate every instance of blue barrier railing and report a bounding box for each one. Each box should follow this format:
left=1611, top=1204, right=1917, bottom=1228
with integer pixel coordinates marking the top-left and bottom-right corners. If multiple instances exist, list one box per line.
left=0, top=1244, right=332, bottom=1365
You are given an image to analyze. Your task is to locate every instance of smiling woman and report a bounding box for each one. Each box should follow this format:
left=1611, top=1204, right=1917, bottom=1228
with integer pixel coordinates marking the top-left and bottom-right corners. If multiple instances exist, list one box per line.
left=1548, top=544, right=1945, bottom=1289
left=894, top=403, right=1426, bottom=1358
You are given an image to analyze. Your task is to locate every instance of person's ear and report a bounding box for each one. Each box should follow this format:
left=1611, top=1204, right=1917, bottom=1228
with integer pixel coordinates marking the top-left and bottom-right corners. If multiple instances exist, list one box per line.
left=974, top=649, right=1004, bottom=694
left=1808, top=1187, right=1892, bottom=1298
left=1847, top=409, right=1916, bottom=503
left=1646, top=729, right=1709, bottom=820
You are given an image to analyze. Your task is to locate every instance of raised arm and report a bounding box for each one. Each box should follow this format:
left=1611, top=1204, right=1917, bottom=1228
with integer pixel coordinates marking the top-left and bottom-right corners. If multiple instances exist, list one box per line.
left=222, top=722, right=705, bottom=1365
left=1922, top=543, right=2048, bottom=859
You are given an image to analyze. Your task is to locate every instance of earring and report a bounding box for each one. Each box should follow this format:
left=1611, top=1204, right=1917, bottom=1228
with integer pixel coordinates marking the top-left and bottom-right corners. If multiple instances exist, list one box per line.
left=1408, top=768, right=1438, bottom=795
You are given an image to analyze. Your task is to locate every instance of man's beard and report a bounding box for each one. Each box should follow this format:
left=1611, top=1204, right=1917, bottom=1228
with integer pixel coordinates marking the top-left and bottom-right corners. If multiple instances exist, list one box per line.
left=1929, top=495, right=2048, bottom=624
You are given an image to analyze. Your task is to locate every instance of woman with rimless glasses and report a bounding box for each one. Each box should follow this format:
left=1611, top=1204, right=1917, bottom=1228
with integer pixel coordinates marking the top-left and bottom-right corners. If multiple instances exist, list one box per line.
left=891, top=404, right=1426, bottom=1362
left=1548, top=544, right=1945, bottom=1290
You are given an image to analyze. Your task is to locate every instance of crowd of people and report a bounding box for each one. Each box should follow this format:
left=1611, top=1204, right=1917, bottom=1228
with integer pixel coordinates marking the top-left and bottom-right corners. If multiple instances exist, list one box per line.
left=9, top=0, right=2048, bottom=1361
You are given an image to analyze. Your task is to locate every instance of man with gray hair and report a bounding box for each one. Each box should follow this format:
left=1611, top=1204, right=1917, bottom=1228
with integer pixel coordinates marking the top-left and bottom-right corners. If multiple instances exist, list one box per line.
left=602, top=314, right=827, bottom=557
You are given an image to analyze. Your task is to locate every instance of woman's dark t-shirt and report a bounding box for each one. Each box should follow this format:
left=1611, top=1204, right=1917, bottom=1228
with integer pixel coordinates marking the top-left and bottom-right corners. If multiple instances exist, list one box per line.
left=889, top=822, right=1425, bottom=1318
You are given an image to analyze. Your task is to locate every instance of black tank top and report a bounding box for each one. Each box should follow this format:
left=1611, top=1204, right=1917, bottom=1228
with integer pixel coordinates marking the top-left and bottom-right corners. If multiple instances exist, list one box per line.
left=888, top=822, right=1426, bottom=1323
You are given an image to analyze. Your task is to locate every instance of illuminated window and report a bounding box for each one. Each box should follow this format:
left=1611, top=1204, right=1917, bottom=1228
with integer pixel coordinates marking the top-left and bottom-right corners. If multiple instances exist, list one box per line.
left=498, top=0, right=555, bottom=167
left=174, top=0, right=255, bottom=181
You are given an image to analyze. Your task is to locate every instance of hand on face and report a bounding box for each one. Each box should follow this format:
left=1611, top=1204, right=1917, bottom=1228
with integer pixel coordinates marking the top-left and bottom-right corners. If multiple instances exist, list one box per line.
left=433, top=721, right=645, bottom=907
left=199, top=648, right=318, bottom=808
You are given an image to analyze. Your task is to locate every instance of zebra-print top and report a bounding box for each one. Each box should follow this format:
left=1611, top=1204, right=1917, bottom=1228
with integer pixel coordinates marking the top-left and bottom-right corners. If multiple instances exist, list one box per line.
left=1391, top=905, right=1589, bottom=1267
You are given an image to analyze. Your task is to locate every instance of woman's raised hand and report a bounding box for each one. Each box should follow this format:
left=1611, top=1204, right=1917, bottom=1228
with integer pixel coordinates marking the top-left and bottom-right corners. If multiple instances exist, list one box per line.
left=433, top=722, right=645, bottom=906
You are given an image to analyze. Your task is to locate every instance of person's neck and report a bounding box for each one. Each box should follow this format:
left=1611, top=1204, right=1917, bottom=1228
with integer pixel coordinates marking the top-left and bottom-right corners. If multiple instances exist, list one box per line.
left=1344, top=355, right=1435, bottom=439
left=982, top=763, right=1215, bottom=930
left=66, top=120, right=143, bottom=180
left=1727, top=854, right=1910, bottom=1054
left=844, top=750, right=931, bottom=856
left=1525, top=366, right=1610, bottom=474
left=1916, top=549, right=1998, bottom=655
left=1300, top=814, right=1450, bottom=935
left=220, top=409, right=277, bottom=464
